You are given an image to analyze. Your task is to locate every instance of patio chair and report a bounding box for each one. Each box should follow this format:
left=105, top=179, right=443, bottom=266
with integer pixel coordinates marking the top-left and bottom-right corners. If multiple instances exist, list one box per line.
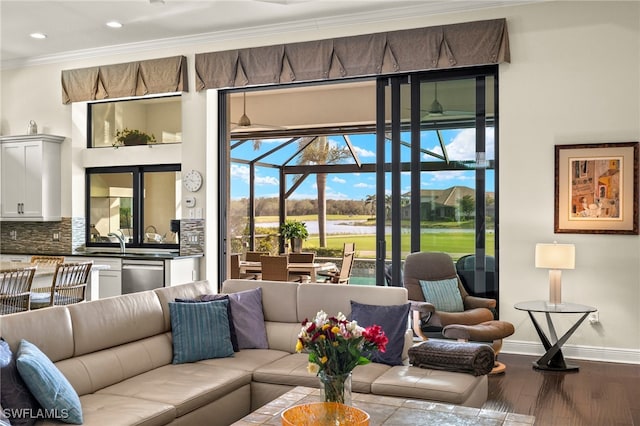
left=0, top=267, right=36, bottom=314
left=287, top=252, right=315, bottom=282
left=245, top=251, right=269, bottom=274
left=260, top=255, right=289, bottom=281
left=319, top=242, right=355, bottom=284
left=230, top=253, right=259, bottom=280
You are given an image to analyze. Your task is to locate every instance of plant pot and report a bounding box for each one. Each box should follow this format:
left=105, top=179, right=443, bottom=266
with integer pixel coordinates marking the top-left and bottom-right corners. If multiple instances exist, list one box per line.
left=290, top=237, right=303, bottom=253
left=123, top=135, right=149, bottom=146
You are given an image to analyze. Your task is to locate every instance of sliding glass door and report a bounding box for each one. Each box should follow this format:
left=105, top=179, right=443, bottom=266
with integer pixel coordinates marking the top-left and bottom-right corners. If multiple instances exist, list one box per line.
left=376, top=67, right=498, bottom=305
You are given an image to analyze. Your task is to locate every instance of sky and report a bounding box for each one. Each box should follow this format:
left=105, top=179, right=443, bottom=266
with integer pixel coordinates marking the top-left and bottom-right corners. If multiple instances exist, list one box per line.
left=230, top=128, right=495, bottom=200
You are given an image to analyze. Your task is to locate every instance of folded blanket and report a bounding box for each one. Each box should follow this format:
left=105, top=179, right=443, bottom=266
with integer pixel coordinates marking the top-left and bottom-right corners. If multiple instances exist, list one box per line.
left=408, top=339, right=495, bottom=376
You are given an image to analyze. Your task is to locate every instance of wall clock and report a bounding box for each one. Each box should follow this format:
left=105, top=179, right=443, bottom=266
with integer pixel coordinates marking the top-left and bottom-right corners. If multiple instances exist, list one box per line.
left=183, top=169, right=203, bottom=192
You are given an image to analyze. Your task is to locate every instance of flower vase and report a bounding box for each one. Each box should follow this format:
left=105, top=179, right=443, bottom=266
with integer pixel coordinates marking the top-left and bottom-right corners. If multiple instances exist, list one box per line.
left=318, top=371, right=352, bottom=405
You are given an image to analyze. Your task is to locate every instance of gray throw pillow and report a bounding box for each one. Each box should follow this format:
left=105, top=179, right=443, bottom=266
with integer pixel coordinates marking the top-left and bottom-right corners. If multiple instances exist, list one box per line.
left=350, top=300, right=410, bottom=366
left=226, top=287, right=269, bottom=349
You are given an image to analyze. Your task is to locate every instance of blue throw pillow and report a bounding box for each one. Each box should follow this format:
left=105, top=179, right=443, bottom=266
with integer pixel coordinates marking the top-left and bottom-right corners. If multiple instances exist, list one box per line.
left=175, top=294, right=239, bottom=352
left=350, top=300, right=410, bottom=366
left=15, top=340, right=83, bottom=424
left=419, top=278, right=464, bottom=312
left=169, top=300, right=235, bottom=364
left=0, top=339, right=41, bottom=426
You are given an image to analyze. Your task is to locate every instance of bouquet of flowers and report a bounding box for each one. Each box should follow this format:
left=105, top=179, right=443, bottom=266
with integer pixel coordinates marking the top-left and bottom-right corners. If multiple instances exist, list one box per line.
left=296, top=310, right=388, bottom=403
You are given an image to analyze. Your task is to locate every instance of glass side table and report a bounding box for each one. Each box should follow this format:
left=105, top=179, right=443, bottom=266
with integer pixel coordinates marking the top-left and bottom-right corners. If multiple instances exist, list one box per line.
left=514, top=301, right=597, bottom=372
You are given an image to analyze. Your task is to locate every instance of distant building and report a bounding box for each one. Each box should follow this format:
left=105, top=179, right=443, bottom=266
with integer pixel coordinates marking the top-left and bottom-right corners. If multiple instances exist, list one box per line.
left=401, top=186, right=495, bottom=221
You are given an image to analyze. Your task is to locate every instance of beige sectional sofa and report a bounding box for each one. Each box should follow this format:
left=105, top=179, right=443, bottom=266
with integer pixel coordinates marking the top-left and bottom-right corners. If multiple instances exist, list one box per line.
left=0, top=279, right=487, bottom=426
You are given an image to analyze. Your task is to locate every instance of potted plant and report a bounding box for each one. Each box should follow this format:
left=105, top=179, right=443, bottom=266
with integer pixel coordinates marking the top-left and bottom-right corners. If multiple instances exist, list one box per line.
left=114, top=128, right=157, bottom=146
left=279, top=219, right=309, bottom=253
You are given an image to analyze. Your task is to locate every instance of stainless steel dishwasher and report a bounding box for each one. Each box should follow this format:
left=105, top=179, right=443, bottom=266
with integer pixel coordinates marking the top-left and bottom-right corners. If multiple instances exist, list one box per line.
left=121, top=259, right=165, bottom=294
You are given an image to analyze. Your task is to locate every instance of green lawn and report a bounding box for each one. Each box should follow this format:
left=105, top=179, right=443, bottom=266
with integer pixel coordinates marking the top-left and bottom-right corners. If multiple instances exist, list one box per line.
left=253, top=215, right=494, bottom=259
left=304, top=232, right=494, bottom=259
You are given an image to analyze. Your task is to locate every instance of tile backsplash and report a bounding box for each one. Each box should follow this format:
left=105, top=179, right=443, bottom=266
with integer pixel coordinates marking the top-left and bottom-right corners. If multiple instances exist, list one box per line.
left=0, top=217, right=204, bottom=256
left=0, top=217, right=84, bottom=254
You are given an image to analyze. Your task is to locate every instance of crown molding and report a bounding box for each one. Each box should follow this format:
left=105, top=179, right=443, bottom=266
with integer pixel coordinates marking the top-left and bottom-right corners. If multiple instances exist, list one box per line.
left=1, top=1, right=533, bottom=70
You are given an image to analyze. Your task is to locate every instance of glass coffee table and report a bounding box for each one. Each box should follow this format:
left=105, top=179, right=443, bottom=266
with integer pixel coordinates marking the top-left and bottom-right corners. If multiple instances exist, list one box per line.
left=515, top=300, right=597, bottom=371
left=232, top=386, right=535, bottom=425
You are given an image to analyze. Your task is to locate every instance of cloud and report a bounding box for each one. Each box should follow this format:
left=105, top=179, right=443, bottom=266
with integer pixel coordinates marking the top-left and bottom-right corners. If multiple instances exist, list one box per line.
left=230, top=164, right=277, bottom=186
left=353, top=146, right=375, bottom=157
left=354, top=182, right=374, bottom=188
left=424, top=128, right=495, bottom=161
left=332, top=177, right=347, bottom=184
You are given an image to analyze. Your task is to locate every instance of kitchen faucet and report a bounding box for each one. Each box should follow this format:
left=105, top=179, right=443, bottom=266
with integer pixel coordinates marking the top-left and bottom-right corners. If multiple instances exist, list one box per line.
left=107, top=232, right=126, bottom=253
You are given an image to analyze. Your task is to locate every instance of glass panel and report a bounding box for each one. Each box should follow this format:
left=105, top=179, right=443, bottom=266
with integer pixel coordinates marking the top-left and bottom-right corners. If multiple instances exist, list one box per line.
left=88, top=172, right=134, bottom=243
left=90, top=95, right=182, bottom=148
left=143, top=171, right=182, bottom=245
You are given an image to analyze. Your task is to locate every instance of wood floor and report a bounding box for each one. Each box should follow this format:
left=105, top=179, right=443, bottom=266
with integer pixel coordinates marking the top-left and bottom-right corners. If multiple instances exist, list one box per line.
left=482, top=353, right=640, bottom=426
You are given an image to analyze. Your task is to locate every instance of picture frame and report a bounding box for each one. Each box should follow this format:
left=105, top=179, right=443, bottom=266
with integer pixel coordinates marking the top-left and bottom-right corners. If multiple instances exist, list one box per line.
left=555, top=142, right=639, bottom=235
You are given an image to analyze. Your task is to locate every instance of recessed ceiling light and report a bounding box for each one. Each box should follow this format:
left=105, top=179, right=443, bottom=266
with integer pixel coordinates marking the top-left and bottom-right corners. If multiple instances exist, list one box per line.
left=106, top=21, right=123, bottom=29
left=30, top=32, right=47, bottom=39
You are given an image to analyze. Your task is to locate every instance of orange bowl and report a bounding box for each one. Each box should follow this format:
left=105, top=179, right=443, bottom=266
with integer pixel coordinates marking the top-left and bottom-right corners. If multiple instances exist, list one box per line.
left=281, top=402, right=369, bottom=425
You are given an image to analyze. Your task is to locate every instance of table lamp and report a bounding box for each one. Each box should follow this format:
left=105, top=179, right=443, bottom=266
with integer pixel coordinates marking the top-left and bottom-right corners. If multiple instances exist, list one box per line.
left=535, top=242, right=575, bottom=306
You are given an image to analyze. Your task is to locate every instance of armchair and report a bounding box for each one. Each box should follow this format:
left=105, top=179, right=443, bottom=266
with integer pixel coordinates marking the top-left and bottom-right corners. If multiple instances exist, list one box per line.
left=403, top=251, right=514, bottom=373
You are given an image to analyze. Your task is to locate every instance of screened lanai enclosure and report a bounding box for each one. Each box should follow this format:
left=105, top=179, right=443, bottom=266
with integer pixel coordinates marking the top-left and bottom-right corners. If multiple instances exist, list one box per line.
left=219, top=66, right=498, bottom=300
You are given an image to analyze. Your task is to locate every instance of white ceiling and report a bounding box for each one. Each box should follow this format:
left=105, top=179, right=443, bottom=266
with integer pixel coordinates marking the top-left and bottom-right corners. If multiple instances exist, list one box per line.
left=0, top=0, right=528, bottom=69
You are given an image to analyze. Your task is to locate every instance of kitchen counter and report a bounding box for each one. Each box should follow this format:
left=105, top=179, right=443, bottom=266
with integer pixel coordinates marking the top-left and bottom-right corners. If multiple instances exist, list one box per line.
left=1, top=251, right=203, bottom=261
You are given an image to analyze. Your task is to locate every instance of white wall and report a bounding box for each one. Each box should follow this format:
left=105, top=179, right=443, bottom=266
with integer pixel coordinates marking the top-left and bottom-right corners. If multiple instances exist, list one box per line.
left=1, top=1, right=638, bottom=362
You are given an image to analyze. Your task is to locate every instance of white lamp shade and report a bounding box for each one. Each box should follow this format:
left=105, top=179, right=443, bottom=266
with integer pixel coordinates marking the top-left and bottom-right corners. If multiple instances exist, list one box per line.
left=535, top=243, right=575, bottom=270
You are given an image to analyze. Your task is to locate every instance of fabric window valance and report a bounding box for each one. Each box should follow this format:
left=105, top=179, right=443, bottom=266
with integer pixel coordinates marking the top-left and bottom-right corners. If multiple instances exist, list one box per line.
left=195, top=18, right=509, bottom=90
left=61, top=55, right=188, bottom=104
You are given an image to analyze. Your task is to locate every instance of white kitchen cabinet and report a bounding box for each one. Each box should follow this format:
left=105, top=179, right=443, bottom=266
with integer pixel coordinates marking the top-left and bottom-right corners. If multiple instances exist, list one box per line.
left=165, top=257, right=200, bottom=286
left=0, top=134, right=64, bottom=221
left=91, top=257, right=122, bottom=299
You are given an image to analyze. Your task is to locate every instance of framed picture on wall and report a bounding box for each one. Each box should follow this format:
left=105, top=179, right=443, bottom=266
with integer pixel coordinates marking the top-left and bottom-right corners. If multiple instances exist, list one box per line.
left=555, top=142, right=639, bottom=235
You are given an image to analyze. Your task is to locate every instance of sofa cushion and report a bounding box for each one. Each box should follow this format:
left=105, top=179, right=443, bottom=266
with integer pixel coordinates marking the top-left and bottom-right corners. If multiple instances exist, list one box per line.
left=199, top=348, right=290, bottom=372
left=350, top=300, right=410, bottom=366
left=169, top=300, right=234, bottom=364
left=371, top=365, right=487, bottom=406
left=96, top=363, right=252, bottom=417
left=78, top=394, right=175, bottom=426
left=67, top=290, right=165, bottom=356
left=16, top=340, right=83, bottom=424
left=222, top=279, right=299, bottom=323
left=252, top=353, right=390, bottom=394
left=419, top=278, right=464, bottom=312
left=0, top=306, right=74, bottom=362
left=226, top=287, right=269, bottom=349
left=0, top=339, right=41, bottom=426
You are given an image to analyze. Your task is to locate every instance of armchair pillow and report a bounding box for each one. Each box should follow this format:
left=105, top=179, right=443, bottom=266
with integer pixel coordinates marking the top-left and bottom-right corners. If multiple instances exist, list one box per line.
left=15, top=340, right=83, bottom=424
left=419, top=278, right=464, bottom=312
left=350, top=300, right=410, bottom=366
left=169, top=300, right=235, bottom=364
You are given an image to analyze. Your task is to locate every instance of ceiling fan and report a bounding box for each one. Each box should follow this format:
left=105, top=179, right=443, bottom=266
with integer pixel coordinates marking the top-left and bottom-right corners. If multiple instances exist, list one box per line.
left=420, top=82, right=474, bottom=119
left=230, top=92, right=285, bottom=133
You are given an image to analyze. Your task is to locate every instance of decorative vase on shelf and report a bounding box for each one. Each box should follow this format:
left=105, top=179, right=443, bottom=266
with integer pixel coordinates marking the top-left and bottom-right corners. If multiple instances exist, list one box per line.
left=318, top=371, right=352, bottom=405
